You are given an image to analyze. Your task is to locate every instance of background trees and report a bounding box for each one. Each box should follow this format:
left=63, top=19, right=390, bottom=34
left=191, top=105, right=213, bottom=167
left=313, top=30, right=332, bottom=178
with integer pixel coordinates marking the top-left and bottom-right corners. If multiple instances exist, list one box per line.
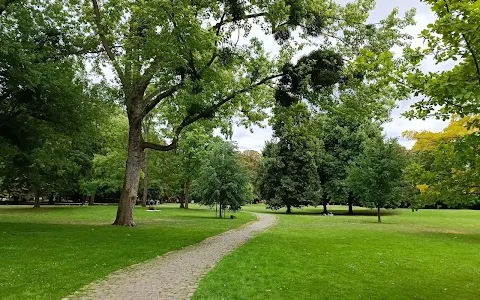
left=347, top=137, right=407, bottom=222
left=193, top=141, right=253, bottom=218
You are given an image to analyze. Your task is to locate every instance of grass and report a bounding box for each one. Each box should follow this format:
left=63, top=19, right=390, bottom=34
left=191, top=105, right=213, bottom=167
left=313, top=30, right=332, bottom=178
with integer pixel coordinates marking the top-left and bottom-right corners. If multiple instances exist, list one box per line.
left=193, top=205, right=480, bottom=300
left=0, top=204, right=254, bottom=300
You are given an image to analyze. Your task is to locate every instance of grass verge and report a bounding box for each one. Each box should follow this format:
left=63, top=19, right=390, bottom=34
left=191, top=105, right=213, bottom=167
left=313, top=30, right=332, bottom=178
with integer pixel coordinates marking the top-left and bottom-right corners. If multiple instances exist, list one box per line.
left=193, top=205, right=480, bottom=300
left=0, top=204, right=254, bottom=300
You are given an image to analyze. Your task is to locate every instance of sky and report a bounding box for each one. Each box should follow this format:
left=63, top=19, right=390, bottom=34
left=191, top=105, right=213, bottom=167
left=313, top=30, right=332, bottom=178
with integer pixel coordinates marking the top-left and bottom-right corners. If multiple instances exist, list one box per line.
left=229, top=0, right=450, bottom=151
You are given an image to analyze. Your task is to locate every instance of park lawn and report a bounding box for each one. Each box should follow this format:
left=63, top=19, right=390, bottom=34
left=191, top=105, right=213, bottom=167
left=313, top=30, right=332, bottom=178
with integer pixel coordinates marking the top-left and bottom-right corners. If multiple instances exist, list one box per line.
left=193, top=205, right=480, bottom=300
left=0, top=204, right=254, bottom=300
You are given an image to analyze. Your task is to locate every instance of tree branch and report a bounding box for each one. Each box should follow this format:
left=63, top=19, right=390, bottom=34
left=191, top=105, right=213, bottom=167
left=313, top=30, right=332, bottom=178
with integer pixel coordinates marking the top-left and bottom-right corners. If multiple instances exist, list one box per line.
left=444, top=2, right=480, bottom=85
left=91, top=0, right=127, bottom=88
left=142, top=84, right=180, bottom=117
left=212, top=12, right=267, bottom=30
left=142, top=73, right=283, bottom=151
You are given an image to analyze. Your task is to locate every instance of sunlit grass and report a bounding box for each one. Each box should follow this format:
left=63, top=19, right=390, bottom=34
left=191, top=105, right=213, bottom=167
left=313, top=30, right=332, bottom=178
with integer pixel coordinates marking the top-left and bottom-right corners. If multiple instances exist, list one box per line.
left=194, top=205, right=480, bottom=300
left=0, top=204, right=254, bottom=300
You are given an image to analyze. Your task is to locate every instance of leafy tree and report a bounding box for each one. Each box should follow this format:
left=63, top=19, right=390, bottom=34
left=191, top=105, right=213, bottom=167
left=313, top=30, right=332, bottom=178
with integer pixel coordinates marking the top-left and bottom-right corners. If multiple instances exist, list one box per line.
left=403, top=117, right=480, bottom=208
left=404, top=0, right=480, bottom=120
left=0, top=1, right=106, bottom=206
left=314, top=114, right=383, bottom=214
left=347, top=137, right=406, bottom=222
left=193, top=141, right=253, bottom=218
left=65, top=0, right=416, bottom=225
left=260, top=103, right=322, bottom=213
left=239, top=150, right=262, bottom=200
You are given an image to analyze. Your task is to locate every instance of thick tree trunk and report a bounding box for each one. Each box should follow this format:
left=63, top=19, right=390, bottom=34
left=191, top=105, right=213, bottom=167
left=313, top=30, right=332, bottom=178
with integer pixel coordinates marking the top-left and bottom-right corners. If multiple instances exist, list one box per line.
left=142, top=149, right=148, bottom=208
left=33, top=187, right=40, bottom=208
left=323, top=201, right=328, bottom=214
left=377, top=207, right=381, bottom=223
left=348, top=201, right=353, bottom=215
left=89, top=193, right=95, bottom=206
left=286, top=205, right=292, bottom=214
left=113, top=114, right=144, bottom=226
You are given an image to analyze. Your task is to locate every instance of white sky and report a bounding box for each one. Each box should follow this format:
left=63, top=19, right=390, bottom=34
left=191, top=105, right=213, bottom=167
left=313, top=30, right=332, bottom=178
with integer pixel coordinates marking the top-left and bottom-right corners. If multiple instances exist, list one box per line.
left=230, top=0, right=449, bottom=151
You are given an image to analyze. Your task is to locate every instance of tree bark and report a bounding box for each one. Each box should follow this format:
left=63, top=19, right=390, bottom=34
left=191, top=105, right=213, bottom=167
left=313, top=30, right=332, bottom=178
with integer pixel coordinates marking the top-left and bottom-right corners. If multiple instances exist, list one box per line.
left=219, top=202, right=223, bottom=218
left=113, top=113, right=144, bottom=226
left=48, top=192, right=54, bottom=205
left=184, top=181, right=189, bottom=209
left=89, top=193, right=95, bottom=206
left=142, top=149, right=148, bottom=208
left=286, top=205, right=292, bottom=214
left=323, top=201, right=328, bottom=214
left=377, top=207, right=381, bottom=223
left=33, top=186, right=40, bottom=208
left=348, top=201, right=353, bottom=215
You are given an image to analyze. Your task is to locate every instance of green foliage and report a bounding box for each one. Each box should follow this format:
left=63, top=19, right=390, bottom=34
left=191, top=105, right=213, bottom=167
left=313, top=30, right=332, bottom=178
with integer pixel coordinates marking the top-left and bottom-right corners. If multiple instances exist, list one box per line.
left=404, top=0, right=480, bottom=119
left=347, top=137, right=406, bottom=221
left=404, top=118, right=480, bottom=209
left=193, top=141, right=253, bottom=215
left=260, top=103, right=322, bottom=213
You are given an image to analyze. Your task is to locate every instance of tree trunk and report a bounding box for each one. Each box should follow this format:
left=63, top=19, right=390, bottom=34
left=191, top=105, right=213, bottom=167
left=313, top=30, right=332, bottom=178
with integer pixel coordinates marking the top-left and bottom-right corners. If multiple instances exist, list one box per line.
left=377, top=207, right=381, bottom=223
left=179, top=196, right=185, bottom=208
left=33, top=187, right=40, bottom=208
left=113, top=114, right=144, bottom=226
left=48, top=192, right=54, bottom=205
left=286, top=205, right=292, bottom=214
left=323, top=201, right=328, bottom=214
left=184, top=181, right=189, bottom=209
left=219, top=203, right=222, bottom=218
left=348, top=201, right=353, bottom=215
left=142, top=149, right=148, bottom=208
left=89, top=193, right=95, bottom=206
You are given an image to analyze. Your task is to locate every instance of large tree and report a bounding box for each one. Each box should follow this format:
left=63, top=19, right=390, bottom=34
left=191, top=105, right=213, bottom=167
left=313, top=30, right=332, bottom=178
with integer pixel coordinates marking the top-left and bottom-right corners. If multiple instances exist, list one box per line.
left=0, top=0, right=106, bottom=206
left=404, top=0, right=480, bottom=120
left=314, top=114, right=382, bottom=214
left=260, top=103, right=322, bottom=214
left=65, top=0, right=416, bottom=225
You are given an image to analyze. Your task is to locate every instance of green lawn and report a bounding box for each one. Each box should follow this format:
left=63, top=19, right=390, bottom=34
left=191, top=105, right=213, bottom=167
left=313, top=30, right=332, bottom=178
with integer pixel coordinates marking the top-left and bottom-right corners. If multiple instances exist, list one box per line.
left=0, top=204, right=254, bottom=300
left=193, top=205, right=480, bottom=300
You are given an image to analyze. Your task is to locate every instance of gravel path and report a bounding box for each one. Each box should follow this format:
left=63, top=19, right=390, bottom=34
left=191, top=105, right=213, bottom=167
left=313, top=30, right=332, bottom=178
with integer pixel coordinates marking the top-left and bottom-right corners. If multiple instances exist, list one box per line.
left=66, top=213, right=277, bottom=300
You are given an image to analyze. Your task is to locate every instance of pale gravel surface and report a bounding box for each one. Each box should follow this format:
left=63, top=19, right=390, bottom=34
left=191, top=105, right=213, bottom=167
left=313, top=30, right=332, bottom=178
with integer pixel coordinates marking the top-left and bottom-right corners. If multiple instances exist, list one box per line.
left=65, top=213, right=277, bottom=300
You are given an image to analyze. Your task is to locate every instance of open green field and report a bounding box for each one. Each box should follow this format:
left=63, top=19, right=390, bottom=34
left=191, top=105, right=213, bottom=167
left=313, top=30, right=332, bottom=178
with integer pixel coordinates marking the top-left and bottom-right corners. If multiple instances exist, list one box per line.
left=193, top=205, right=480, bottom=300
left=0, top=204, right=254, bottom=300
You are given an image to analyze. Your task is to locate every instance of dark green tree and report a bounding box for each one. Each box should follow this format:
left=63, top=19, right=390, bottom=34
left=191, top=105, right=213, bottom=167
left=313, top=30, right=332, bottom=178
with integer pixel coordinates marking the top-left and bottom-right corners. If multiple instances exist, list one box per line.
left=314, top=114, right=383, bottom=214
left=347, top=137, right=406, bottom=222
left=260, top=103, right=322, bottom=214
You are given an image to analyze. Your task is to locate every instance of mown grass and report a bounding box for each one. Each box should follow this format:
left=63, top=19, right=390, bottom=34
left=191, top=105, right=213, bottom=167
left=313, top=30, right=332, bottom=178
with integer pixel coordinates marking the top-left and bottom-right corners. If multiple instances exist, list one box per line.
left=193, top=205, right=480, bottom=300
left=0, top=204, right=254, bottom=300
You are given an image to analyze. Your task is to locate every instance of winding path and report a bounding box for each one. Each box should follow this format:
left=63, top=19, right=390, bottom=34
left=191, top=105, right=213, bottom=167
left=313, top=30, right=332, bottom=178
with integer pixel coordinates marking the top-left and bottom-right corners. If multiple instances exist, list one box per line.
left=66, top=213, right=277, bottom=300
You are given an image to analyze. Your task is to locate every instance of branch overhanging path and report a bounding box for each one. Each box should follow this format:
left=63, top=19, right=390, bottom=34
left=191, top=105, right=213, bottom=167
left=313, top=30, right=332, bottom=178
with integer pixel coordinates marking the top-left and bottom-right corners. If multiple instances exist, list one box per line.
left=65, top=213, right=277, bottom=300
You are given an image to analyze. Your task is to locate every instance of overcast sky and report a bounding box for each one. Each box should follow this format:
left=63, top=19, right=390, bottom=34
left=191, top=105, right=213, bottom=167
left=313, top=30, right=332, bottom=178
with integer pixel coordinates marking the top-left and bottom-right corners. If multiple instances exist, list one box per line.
left=229, top=0, right=449, bottom=151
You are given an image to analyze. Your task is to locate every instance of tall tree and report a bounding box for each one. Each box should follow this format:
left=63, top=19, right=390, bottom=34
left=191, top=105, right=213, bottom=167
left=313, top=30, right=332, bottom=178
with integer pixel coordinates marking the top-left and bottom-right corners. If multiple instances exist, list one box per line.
left=314, top=114, right=382, bottom=214
left=260, top=103, right=322, bottom=213
left=239, top=150, right=262, bottom=200
left=347, top=137, right=406, bottom=222
left=0, top=1, right=106, bottom=206
left=404, top=0, right=480, bottom=120
left=67, top=0, right=416, bottom=225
